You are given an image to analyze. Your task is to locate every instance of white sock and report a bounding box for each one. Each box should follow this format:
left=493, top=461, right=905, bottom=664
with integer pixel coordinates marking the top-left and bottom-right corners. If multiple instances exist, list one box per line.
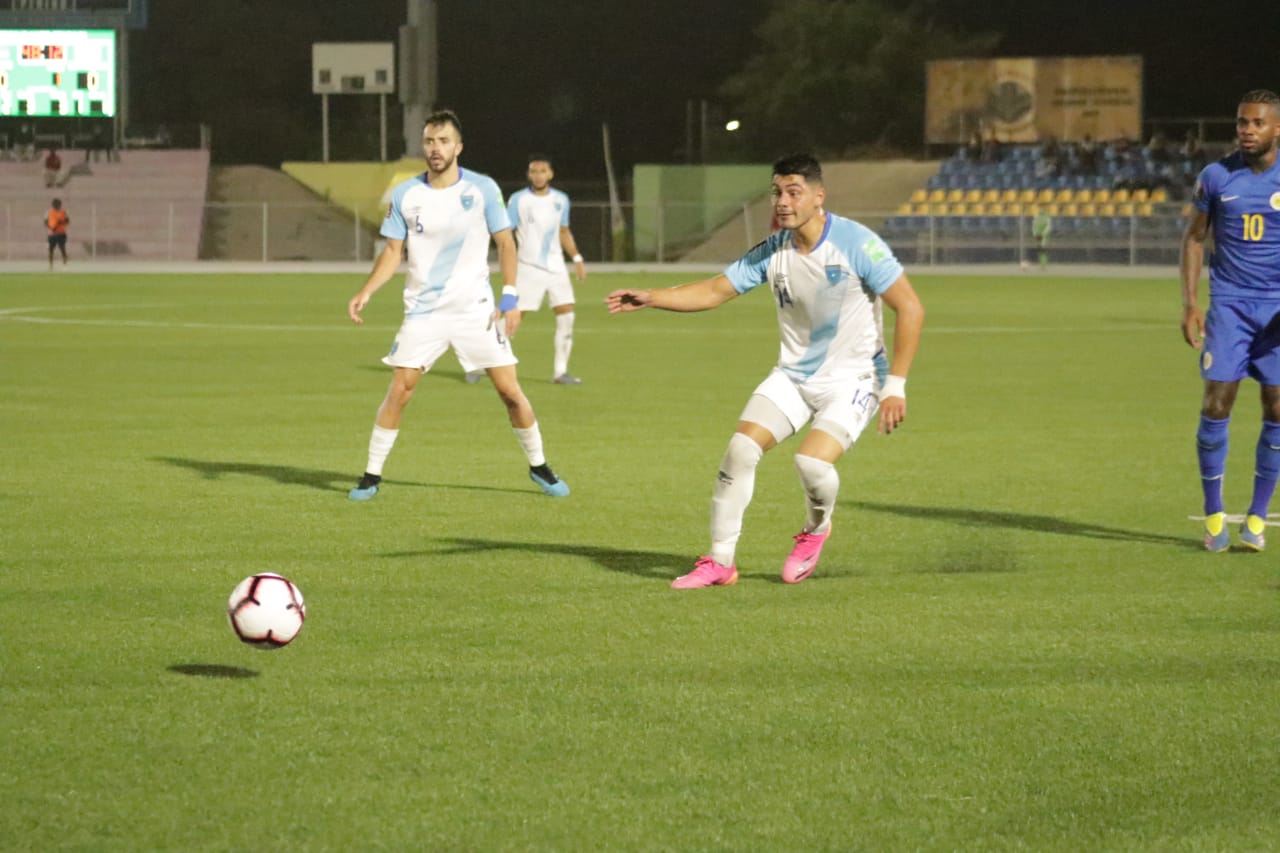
left=513, top=423, right=546, bottom=466
left=366, top=425, right=399, bottom=476
left=794, top=454, right=838, bottom=534
left=709, top=433, right=764, bottom=566
left=553, top=312, right=574, bottom=377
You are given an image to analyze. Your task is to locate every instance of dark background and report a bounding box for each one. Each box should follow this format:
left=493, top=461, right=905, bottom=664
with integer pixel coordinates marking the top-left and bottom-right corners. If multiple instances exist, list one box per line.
left=122, top=0, right=1280, bottom=182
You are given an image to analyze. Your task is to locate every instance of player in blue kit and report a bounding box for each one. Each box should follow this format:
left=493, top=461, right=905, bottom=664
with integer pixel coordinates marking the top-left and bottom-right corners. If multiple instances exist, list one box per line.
left=1181, top=89, right=1280, bottom=551
left=607, top=154, right=925, bottom=588
left=346, top=110, right=569, bottom=500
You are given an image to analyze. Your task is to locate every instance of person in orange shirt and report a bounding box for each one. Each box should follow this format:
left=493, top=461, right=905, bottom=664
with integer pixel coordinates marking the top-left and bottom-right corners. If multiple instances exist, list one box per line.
left=45, top=198, right=69, bottom=268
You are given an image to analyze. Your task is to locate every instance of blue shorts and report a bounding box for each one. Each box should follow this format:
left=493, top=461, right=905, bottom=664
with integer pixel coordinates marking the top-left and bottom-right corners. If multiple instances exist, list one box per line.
left=1202, top=298, right=1280, bottom=384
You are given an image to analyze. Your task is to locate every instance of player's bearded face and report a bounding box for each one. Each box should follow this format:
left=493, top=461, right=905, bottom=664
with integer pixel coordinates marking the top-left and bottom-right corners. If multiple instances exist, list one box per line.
left=528, top=161, right=553, bottom=190
left=1236, top=104, right=1279, bottom=157
left=422, top=125, right=462, bottom=173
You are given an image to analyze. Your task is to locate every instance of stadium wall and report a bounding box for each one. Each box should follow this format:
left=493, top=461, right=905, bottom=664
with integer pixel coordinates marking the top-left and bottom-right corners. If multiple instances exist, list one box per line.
left=632, top=164, right=770, bottom=260
left=282, top=159, right=422, bottom=228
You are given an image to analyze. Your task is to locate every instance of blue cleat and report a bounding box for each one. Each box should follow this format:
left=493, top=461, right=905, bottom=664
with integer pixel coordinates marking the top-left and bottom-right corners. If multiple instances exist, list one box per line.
left=1203, top=512, right=1230, bottom=552
left=348, top=472, right=381, bottom=501
left=529, top=464, right=569, bottom=497
left=1240, top=514, right=1266, bottom=552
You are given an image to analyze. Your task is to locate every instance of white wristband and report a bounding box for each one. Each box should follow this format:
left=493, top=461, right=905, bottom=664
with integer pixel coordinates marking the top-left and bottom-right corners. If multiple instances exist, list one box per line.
left=502, top=285, right=518, bottom=298
left=571, top=254, right=584, bottom=263
left=882, top=375, right=906, bottom=399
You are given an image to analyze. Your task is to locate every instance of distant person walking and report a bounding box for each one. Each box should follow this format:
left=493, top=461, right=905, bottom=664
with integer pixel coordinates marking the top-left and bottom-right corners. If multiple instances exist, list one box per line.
left=45, top=199, right=69, bottom=268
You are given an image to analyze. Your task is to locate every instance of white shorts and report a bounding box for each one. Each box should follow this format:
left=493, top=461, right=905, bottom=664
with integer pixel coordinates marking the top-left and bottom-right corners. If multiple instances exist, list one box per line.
left=739, top=367, right=881, bottom=449
left=516, top=262, right=575, bottom=311
left=382, top=298, right=518, bottom=373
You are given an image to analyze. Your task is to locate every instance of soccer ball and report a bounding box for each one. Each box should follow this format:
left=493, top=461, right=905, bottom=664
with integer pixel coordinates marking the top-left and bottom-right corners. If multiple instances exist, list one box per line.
left=227, top=573, right=306, bottom=649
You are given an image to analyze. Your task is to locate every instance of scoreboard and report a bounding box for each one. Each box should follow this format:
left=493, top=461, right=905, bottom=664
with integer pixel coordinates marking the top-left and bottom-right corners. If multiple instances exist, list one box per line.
left=0, top=29, right=115, bottom=117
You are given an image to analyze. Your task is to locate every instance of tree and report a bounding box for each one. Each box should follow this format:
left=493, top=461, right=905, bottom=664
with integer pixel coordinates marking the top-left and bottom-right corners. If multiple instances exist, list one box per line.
left=719, top=0, right=998, bottom=157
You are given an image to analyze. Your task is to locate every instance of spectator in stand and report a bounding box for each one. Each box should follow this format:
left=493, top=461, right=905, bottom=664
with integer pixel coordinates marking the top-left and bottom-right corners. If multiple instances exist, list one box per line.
left=965, top=129, right=983, bottom=161
left=1145, top=128, right=1172, bottom=165
left=15, top=122, right=35, bottom=161
left=45, top=198, right=69, bottom=268
left=1180, top=129, right=1206, bottom=185
left=1036, top=134, right=1061, bottom=178
left=42, top=148, right=62, bottom=187
left=981, top=128, right=1003, bottom=163
left=1077, top=134, right=1099, bottom=175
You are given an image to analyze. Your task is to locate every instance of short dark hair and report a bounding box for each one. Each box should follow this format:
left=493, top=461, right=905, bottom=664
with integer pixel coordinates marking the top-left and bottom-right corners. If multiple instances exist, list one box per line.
left=772, top=153, right=823, bottom=184
left=1240, top=89, right=1280, bottom=111
left=527, top=153, right=553, bottom=167
left=423, top=109, right=463, bottom=138
left=51, top=198, right=61, bottom=208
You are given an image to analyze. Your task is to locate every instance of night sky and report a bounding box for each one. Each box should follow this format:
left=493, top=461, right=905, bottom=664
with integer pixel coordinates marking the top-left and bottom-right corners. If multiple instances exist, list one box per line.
left=127, top=0, right=1280, bottom=182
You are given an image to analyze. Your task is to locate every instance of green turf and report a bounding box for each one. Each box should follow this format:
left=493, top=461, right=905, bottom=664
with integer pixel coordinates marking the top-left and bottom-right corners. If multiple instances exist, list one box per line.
left=2, top=270, right=1279, bottom=851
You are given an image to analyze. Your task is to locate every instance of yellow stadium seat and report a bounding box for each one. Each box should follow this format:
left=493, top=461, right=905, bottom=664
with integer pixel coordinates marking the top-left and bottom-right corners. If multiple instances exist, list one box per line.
left=1036, top=188, right=1055, bottom=204
left=1054, top=188, right=1074, bottom=204
left=1001, top=189, right=1019, bottom=203
left=1112, top=189, right=1131, bottom=203
left=946, top=189, right=965, bottom=203
left=928, top=189, right=946, bottom=203
left=1075, top=190, right=1093, bottom=204
left=1093, top=189, right=1112, bottom=204
left=969, top=203, right=987, bottom=215
left=1079, top=203, right=1098, bottom=217
left=982, top=189, right=1001, bottom=204
left=1138, top=203, right=1154, bottom=216
left=1099, top=203, right=1116, bottom=217
left=950, top=203, right=968, bottom=215
left=1117, top=203, right=1135, bottom=216
left=1045, top=204, right=1061, bottom=216
left=930, top=203, right=949, bottom=216
left=987, top=203, right=1005, bottom=216
left=913, top=203, right=931, bottom=215
left=1006, top=202, right=1024, bottom=216
left=897, top=203, right=913, bottom=214
left=1060, top=203, right=1079, bottom=216
left=963, top=189, right=983, bottom=204
left=1131, top=189, right=1150, bottom=203
left=1149, top=188, right=1169, bottom=203
left=1019, top=189, right=1038, bottom=204
left=909, top=189, right=927, bottom=204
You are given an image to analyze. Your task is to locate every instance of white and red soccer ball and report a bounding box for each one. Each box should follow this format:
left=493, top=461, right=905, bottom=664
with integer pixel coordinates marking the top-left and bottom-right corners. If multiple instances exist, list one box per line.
left=227, top=573, right=306, bottom=649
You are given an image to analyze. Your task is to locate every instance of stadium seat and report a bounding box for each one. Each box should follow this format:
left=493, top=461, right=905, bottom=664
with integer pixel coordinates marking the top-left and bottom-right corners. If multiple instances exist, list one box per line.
left=1117, top=202, right=1135, bottom=216
left=1036, top=188, right=1055, bottom=204
left=1132, top=189, right=1150, bottom=203
left=1150, top=188, right=1169, bottom=203
left=1075, top=189, right=1093, bottom=204
left=1079, top=203, right=1097, bottom=217
left=946, top=189, right=965, bottom=203
left=1000, top=189, right=1019, bottom=203
left=981, top=188, right=1001, bottom=204
left=1018, top=189, right=1038, bottom=204
left=1060, top=203, right=1080, bottom=217
left=1054, top=188, right=1074, bottom=204
left=1093, top=189, right=1112, bottom=204
left=987, top=202, right=1005, bottom=216
left=963, top=189, right=983, bottom=204
left=1138, top=202, right=1154, bottom=216
left=1006, top=202, right=1024, bottom=216
left=909, top=189, right=927, bottom=204
left=950, top=203, right=969, bottom=215
left=1098, top=203, right=1116, bottom=217
left=969, top=203, right=987, bottom=215
left=1112, top=189, right=1131, bottom=203
left=928, top=189, right=946, bottom=203
left=896, top=203, right=913, bottom=214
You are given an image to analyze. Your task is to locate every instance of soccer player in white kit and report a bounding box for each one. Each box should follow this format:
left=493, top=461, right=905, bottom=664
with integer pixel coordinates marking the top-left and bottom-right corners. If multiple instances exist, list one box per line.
left=606, top=154, right=924, bottom=588
left=346, top=110, right=569, bottom=500
left=464, top=156, right=588, bottom=384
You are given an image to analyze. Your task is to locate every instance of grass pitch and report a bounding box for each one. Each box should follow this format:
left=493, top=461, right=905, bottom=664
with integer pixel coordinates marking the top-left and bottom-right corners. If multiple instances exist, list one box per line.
left=2, top=269, right=1279, bottom=851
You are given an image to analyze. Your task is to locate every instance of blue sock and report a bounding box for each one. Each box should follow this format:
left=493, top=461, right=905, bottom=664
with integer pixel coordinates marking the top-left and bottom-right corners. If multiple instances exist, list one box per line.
left=1196, top=415, right=1229, bottom=515
left=1248, top=421, right=1280, bottom=518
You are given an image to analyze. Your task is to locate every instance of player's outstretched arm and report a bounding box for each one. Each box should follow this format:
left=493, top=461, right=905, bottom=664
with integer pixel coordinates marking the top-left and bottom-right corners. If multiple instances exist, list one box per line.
left=1180, top=210, right=1210, bottom=349
left=878, top=274, right=925, bottom=434
left=606, top=274, right=738, bottom=314
left=348, top=238, right=405, bottom=325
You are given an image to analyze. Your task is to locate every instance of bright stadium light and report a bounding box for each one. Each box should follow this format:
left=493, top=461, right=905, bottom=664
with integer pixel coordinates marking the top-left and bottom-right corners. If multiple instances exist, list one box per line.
left=724, top=119, right=741, bottom=132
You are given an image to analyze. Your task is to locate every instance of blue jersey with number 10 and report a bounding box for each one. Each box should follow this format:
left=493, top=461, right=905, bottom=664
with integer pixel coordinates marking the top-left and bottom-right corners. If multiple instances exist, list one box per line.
left=1192, top=152, right=1280, bottom=299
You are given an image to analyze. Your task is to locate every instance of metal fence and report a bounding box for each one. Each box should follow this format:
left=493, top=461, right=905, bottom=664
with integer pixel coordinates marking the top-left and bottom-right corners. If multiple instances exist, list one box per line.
left=0, top=198, right=1190, bottom=266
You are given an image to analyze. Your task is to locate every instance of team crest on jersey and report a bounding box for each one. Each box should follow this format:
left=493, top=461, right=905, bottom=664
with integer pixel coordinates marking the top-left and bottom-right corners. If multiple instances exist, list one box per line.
left=461, top=194, right=475, bottom=210
left=1271, top=192, right=1280, bottom=210
left=1202, top=350, right=1213, bottom=371
left=825, top=265, right=848, bottom=285
left=554, top=201, right=563, bottom=213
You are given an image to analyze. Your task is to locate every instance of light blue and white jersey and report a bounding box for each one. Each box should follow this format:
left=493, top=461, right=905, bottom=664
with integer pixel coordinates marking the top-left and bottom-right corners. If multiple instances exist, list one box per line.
left=723, top=213, right=904, bottom=381
left=507, top=187, right=571, bottom=273
left=381, top=168, right=510, bottom=316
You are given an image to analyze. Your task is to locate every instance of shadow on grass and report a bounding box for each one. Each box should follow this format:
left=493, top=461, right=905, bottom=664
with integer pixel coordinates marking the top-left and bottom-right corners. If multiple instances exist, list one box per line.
left=153, top=457, right=529, bottom=496
left=168, top=663, right=259, bottom=679
left=847, top=500, right=1199, bottom=549
left=386, top=537, right=694, bottom=581
left=355, top=363, right=476, bottom=384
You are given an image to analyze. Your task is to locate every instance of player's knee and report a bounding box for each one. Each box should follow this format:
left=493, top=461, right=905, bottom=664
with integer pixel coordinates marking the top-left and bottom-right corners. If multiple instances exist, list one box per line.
left=1196, top=417, right=1229, bottom=451
left=721, top=432, right=765, bottom=474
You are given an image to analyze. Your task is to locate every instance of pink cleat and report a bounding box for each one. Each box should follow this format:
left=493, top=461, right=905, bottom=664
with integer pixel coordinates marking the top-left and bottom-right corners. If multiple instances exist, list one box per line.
left=671, top=557, right=738, bottom=589
left=782, top=527, right=830, bottom=584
